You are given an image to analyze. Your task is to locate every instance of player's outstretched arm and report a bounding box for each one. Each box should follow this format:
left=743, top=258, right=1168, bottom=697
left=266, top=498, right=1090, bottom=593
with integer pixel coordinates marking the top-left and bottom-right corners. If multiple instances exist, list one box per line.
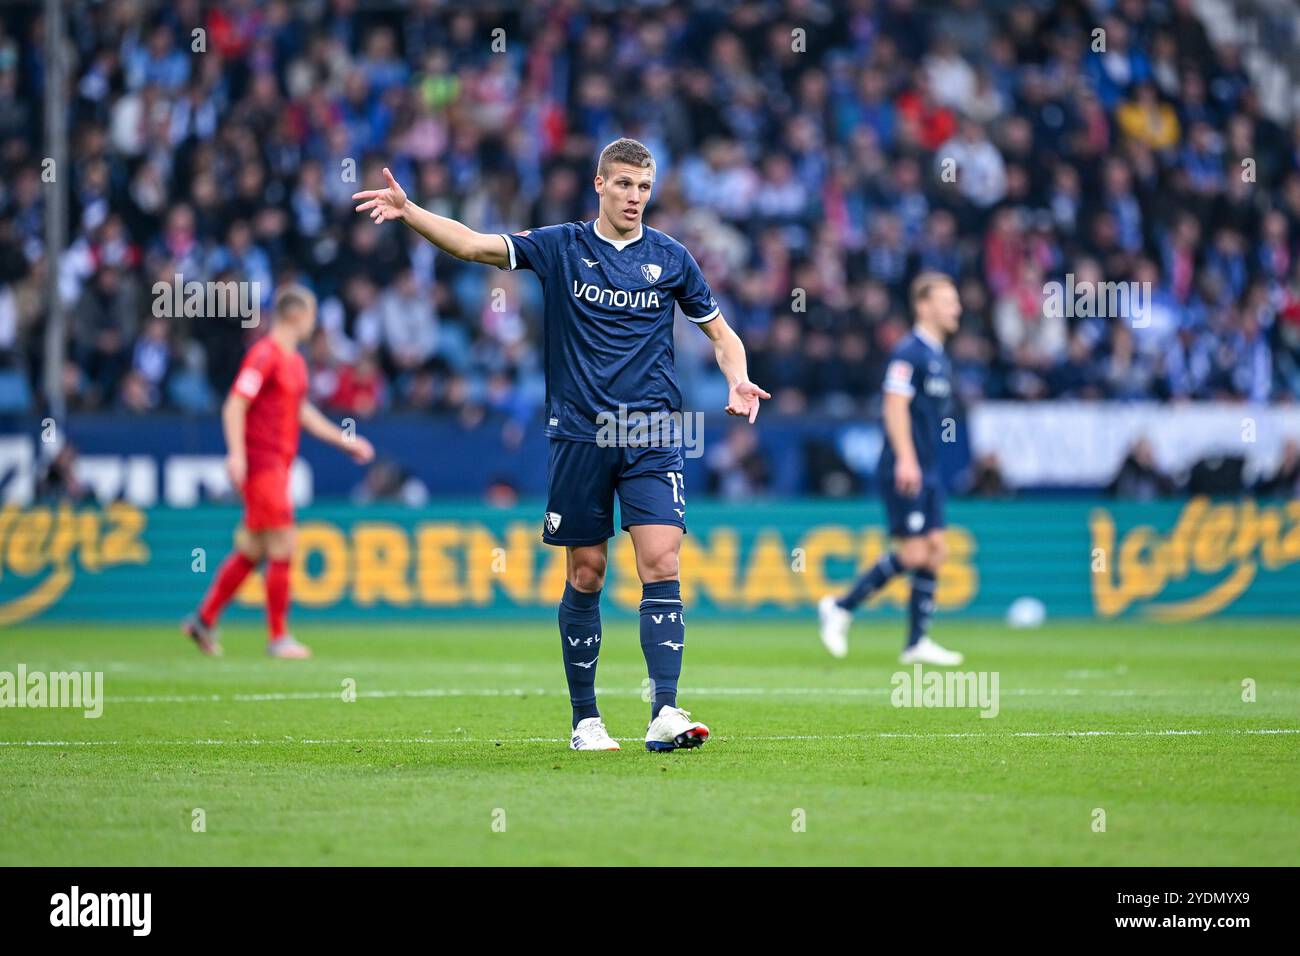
left=698, top=315, right=771, bottom=424
left=352, top=167, right=509, bottom=268
left=299, top=401, right=376, bottom=465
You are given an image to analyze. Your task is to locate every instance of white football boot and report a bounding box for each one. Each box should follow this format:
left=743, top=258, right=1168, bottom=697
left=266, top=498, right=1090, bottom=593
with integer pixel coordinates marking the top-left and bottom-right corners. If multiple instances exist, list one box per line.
left=817, top=595, right=851, bottom=659
left=645, top=705, right=709, bottom=752
left=570, top=717, right=621, bottom=751
left=899, top=636, right=964, bottom=666
left=266, top=635, right=312, bottom=659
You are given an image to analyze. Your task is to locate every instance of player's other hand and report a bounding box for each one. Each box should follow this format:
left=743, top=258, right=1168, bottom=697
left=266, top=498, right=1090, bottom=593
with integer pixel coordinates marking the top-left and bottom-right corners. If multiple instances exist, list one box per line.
left=226, top=453, right=247, bottom=492
left=352, top=167, right=407, bottom=224
left=895, top=457, right=922, bottom=497
left=726, top=380, right=772, bottom=424
left=344, top=435, right=376, bottom=465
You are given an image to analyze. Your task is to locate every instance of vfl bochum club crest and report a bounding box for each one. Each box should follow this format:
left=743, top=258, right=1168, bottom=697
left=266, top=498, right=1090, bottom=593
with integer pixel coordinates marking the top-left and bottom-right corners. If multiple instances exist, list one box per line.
left=545, top=512, right=563, bottom=535
left=641, top=263, right=662, bottom=283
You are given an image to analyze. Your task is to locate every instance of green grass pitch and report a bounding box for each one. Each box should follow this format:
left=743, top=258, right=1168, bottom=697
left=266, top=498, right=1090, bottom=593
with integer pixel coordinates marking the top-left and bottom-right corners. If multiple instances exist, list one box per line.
left=2, top=618, right=1297, bottom=865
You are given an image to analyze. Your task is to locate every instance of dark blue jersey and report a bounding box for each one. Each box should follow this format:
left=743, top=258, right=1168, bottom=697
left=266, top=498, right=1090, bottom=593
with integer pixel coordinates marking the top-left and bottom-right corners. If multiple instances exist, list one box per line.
left=878, top=330, right=953, bottom=480
left=499, top=220, right=719, bottom=442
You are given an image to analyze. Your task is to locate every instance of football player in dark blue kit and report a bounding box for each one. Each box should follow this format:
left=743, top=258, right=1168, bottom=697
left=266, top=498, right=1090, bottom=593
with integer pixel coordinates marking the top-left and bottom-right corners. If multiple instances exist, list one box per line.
left=818, top=272, right=965, bottom=666
left=354, top=139, right=770, bottom=750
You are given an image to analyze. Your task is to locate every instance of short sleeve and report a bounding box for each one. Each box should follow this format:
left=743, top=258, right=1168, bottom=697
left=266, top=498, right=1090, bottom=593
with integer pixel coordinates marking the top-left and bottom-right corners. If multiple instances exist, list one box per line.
left=883, top=356, right=917, bottom=398
left=498, top=224, right=569, bottom=276
left=676, top=249, right=720, bottom=324
left=231, top=343, right=275, bottom=401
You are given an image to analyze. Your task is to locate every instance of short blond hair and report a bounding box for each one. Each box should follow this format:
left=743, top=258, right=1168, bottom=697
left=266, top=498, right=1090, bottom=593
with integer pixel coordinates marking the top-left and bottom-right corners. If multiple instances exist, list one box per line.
left=273, top=283, right=316, bottom=321
left=597, top=138, right=656, bottom=179
left=910, top=271, right=955, bottom=308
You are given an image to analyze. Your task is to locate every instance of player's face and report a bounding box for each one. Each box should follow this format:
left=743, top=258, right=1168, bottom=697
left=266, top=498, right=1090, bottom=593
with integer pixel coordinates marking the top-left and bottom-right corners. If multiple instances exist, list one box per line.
left=596, top=163, right=653, bottom=231
left=925, top=283, right=961, bottom=335
left=285, top=304, right=317, bottom=342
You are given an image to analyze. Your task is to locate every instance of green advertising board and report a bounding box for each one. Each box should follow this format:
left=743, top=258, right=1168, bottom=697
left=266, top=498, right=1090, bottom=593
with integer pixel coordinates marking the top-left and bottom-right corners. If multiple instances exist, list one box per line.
left=1, top=496, right=1298, bottom=626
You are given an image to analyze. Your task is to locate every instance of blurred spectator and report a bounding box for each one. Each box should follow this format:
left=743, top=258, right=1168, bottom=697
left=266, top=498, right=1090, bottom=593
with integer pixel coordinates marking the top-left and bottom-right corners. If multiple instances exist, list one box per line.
left=1108, top=437, right=1178, bottom=499
left=37, top=443, right=88, bottom=502
left=706, top=424, right=770, bottom=500
left=130, top=317, right=172, bottom=407
left=379, top=267, right=438, bottom=374
left=351, top=457, right=429, bottom=507
left=965, top=452, right=1009, bottom=498
left=330, top=351, right=387, bottom=417
left=1187, top=454, right=1246, bottom=496
left=1116, top=82, right=1181, bottom=151
left=935, top=119, right=1006, bottom=209
left=1256, top=439, right=1300, bottom=498
left=73, top=266, right=139, bottom=408
left=485, top=477, right=520, bottom=508
left=0, top=0, right=1294, bottom=431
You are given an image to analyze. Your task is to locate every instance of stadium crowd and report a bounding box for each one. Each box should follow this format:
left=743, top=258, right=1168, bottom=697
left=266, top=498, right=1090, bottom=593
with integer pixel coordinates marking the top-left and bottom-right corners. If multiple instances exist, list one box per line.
left=2, top=0, right=1299, bottom=428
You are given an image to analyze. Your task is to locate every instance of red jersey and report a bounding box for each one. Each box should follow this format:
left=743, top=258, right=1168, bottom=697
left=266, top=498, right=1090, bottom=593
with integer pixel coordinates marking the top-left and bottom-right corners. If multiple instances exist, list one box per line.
left=231, top=336, right=307, bottom=470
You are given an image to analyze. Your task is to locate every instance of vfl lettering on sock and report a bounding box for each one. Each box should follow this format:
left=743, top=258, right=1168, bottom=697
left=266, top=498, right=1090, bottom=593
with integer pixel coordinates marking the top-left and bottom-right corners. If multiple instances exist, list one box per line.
left=640, top=580, right=685, bottom=716
left=559, top=584, right=603, bottom=725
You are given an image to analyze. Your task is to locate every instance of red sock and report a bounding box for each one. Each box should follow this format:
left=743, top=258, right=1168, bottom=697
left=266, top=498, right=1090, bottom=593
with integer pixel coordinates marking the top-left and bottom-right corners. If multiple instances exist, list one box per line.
left=265, top=559, right=291, bottom=640
left=198, top=552, right=256, bottom=627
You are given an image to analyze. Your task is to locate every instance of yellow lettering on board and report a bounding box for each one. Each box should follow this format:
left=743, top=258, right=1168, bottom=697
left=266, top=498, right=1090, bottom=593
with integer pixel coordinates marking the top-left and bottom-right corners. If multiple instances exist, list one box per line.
left=7, top=507, right=51, bottom=576
left=536, top=541, right=568, bottom=605
left=798, top=526, right=854, bottom=601
left=938, top=527, right=977, bottom=609
left=416, top=524, right=464, bottom=606
left=462, top=524, right=536, bottom=605
left=740, top=530, right=799, bottom=609
left=353, top=522, right=413, bottom=606
left=679, top=528, right=739, bottom=607
left=293, top=522, right=348, bottom=606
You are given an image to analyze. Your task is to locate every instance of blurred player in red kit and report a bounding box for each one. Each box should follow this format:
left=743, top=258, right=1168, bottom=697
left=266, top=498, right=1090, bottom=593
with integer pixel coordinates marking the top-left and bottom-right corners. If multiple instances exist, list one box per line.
left=182, top=285, right=374, bottom=658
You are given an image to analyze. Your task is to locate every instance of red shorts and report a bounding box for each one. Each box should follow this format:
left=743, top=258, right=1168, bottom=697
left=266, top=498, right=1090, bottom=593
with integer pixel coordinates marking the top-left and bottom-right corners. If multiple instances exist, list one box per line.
left=242, top=464, right=293, bottom=531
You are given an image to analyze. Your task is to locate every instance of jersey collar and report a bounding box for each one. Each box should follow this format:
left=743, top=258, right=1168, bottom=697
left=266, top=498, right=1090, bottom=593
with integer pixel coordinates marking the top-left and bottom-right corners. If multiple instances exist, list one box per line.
left=592, top=219, right=643, bottom=251
left=915, top=326, right=944, bottom=354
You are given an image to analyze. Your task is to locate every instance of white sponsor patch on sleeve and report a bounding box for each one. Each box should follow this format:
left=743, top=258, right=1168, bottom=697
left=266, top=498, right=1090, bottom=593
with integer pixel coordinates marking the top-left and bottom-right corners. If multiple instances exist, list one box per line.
left=884, top=359, right=915, bottom=396
left=234, top=367, right=264, bottom=399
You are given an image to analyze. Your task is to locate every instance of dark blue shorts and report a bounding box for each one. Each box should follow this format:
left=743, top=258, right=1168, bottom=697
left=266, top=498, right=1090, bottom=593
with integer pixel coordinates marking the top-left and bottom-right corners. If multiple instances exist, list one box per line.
left=881, top=480, right=946, bottom=538
left=543, top=439, right=686, bottom=546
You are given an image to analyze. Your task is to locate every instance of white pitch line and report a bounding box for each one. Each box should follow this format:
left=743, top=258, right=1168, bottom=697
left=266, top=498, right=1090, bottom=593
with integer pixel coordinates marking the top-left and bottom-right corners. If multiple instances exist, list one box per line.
left=97, top=685, right=1236, bottom=705
left=1, top=728, right=1296, bottom=747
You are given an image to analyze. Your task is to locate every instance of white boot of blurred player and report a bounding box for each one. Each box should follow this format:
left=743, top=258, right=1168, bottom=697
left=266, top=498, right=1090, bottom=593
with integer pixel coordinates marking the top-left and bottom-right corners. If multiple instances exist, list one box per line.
left=899, top=636, right=964, bottom=666
left=817, top=595, right=852, bottom=658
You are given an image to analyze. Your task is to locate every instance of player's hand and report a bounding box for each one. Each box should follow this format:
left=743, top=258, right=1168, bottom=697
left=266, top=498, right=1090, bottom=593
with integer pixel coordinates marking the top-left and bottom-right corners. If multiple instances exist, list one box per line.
left=726, top=380, right=772, bottom=424
left=895, top=457, right=922, bottom=497
left=344, top=435, right=376, bottom=465
left=226, top=453, right=247, bottom=492
left=352, top=167, right=407, bottom=224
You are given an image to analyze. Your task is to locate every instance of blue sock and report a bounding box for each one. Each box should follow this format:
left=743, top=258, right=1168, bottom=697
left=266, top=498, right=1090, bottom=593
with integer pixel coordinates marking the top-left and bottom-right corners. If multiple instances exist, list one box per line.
left=558, top=583, right=602, bottom=728
left=639, top=580, right=684, bottom=719
left=907, top=569, right=936, bottom=648
left=838, top=552, right=902, bottom=611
